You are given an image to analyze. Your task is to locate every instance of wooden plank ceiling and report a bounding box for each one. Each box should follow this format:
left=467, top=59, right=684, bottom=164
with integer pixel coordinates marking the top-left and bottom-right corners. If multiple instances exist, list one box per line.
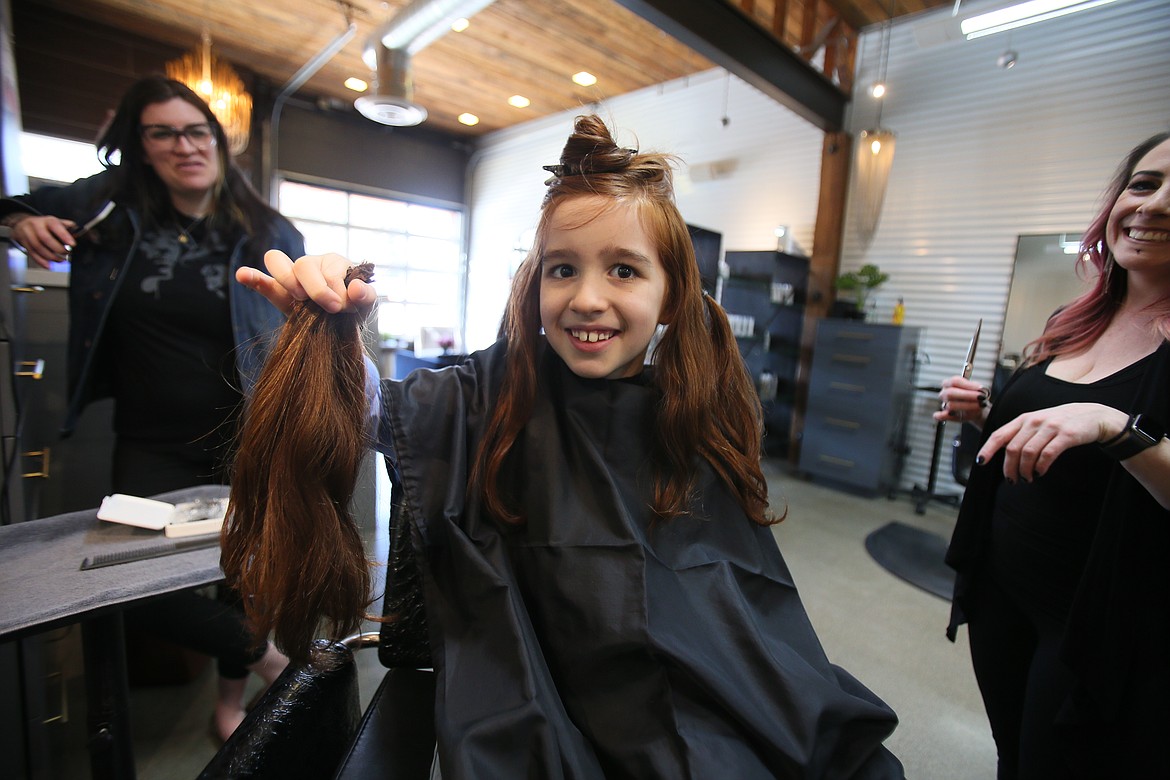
left=24, top=0, right=951, bottom=138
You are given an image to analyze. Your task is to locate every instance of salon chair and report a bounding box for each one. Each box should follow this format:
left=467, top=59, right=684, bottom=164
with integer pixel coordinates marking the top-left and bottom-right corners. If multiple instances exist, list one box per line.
left=197, top=635, right=435, bottom=780
left=199, top=480, right=436, bottom=780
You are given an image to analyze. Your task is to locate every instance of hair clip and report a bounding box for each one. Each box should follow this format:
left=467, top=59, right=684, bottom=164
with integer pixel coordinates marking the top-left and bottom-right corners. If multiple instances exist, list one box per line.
left=541, top=163, right=577, bottom=178
left=542, top=149, right=639, bottom=180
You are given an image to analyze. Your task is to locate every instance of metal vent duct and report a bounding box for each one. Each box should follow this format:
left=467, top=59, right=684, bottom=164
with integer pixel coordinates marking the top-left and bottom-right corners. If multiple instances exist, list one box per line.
left=357, top=0, right=496, bottom=127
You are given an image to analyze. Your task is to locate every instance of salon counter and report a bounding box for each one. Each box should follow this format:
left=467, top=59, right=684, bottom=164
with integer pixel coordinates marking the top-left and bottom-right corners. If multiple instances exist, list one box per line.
left=0, top=484, right=229, bottom=779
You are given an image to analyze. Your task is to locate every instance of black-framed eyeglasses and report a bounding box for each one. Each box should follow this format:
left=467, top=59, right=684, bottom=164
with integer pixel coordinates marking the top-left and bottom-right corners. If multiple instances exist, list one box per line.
left=140, top=123, right=216, bottom=150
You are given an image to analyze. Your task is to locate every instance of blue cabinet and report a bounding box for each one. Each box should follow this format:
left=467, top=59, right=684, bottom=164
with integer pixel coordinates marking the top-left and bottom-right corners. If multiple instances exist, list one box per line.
left=799, top=320, right=921, bottom=495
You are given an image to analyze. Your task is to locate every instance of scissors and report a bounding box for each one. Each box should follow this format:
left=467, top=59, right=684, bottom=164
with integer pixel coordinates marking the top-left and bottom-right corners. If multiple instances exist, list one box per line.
left=69, top=200, right=115, bottom=239
left=962, top=318, right=982, bottom=380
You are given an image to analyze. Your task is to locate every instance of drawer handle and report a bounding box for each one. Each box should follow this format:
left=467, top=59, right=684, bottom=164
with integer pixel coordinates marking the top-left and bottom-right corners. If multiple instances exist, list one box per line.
left=818, top=454, right=855, bottom=468
left=10, top=285, right=45, bottom=294
left=835, top=331, right=874, bottom=340
left=22, top=448, right=50, bottom=478
left=15, top=359, right=45, bottom=380
left=825, top=417, right=861, bottom=430
left=42, top=669, right=68, bottom=725
left=831, top=353, right=870, bottom=365
left=828, top=381, right=865, bottom=393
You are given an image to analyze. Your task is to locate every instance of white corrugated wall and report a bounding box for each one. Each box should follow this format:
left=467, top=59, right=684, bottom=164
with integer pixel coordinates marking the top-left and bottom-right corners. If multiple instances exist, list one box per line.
left=466, top=0, right=1170, bottom=496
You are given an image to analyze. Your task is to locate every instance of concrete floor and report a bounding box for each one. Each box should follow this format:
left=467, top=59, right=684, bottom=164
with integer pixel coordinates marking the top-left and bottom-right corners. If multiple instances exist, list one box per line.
left=39, top=457, right=996, bottom=779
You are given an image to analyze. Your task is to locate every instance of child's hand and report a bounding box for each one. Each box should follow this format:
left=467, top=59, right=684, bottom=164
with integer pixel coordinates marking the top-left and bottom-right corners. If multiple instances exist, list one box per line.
left=236, top=250, right=377, bottom=315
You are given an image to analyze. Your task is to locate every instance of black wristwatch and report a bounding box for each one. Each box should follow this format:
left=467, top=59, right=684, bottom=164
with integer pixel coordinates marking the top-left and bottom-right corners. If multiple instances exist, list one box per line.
left=1099, top=413, right=1167, bottom=461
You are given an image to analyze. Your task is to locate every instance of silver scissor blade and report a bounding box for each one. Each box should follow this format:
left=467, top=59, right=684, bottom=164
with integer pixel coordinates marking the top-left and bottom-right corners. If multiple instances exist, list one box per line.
left=962, top=318, right=983, bottom=379
left=71, top=200, right=115, bottom=238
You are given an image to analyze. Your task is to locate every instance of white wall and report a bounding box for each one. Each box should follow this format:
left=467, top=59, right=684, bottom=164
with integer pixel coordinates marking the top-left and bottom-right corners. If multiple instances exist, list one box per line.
left=465, top=0, right=1170, bottom=495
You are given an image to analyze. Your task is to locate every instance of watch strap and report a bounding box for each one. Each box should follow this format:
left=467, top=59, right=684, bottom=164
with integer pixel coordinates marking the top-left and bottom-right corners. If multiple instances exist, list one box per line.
left=1099, top=413, right=1167, bottom=461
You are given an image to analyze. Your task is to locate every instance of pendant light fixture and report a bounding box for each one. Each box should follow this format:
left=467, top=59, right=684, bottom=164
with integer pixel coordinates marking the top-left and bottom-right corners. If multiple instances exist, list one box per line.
left=854, top=3, right=896, bottom=247
left=166, top=29, right=252, bottom=156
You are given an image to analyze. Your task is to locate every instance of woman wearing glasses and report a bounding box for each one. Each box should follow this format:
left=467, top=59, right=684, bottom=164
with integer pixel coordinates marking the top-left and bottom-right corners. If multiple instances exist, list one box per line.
left=0, top=75, right=300, bottom=743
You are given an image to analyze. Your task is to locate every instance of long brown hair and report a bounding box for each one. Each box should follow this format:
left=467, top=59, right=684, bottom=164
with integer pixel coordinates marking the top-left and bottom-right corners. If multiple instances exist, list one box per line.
left=1023, top=131, right=1170, bottom=366
left=222, top=265, right=374, bottom=664
left=472, top=114, right=774, bottom=527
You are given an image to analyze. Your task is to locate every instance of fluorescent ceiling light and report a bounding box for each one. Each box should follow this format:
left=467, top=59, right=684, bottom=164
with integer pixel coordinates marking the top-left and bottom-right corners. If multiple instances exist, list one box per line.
left=961, top=0, right=1120, bottom=39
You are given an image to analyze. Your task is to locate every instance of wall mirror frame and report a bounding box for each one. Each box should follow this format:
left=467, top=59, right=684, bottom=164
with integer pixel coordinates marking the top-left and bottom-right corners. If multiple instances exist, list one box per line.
left=999, top=232, right=1090, bottom=370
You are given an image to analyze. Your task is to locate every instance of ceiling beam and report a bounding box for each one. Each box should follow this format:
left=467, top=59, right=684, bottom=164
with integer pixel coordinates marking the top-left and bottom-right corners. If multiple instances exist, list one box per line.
left=610, top=0, right=848, bottom=131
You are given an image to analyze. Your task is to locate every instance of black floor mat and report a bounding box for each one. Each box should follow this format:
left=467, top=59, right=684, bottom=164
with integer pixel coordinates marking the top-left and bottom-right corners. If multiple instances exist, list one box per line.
left=864, top=521, right=954, bottom=600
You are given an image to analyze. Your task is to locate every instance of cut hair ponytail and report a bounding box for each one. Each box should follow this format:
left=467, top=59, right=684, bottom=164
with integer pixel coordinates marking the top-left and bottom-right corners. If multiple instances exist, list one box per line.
left=222, top=264, right=375, bottom=665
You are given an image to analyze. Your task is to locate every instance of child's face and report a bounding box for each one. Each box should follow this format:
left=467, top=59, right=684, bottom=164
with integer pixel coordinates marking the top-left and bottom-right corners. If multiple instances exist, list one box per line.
left=539, top=195, right=668, bottom=380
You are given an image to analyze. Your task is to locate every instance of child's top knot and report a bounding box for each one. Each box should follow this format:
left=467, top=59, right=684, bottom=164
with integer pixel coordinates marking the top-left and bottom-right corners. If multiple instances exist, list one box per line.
left=542, top=147, right=638, bottom=180
left=541, top=115, right=675, bottom=198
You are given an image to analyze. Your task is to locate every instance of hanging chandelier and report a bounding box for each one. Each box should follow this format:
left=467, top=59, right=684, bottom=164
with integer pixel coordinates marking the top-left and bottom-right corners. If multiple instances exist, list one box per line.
left=166, top=30, right=252, bottom=156
left=854, top=5, right=896, bottom=248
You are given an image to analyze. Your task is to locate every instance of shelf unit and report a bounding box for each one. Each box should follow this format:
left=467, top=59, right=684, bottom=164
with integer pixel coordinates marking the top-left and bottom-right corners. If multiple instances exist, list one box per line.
left=719, top=250, right=809, bottom=458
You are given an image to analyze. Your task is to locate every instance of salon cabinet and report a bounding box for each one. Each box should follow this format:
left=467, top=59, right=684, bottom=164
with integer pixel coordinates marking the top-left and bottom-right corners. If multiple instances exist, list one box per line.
left=719, top=250, right=808, bottom=459
left=799, top=320, right=921, bottom=495
left=1, top=235, right=58, bottom=778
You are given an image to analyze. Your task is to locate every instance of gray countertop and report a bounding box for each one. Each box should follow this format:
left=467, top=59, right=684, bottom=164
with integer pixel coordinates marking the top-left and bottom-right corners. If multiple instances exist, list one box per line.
left=0, top=485, right=230, bottom=640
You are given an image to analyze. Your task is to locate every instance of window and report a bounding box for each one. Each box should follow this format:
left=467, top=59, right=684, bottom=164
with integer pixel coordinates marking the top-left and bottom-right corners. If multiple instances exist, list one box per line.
left=20, top=131, right=106, bottom=186
left=278, top=179, right=465, bottom=348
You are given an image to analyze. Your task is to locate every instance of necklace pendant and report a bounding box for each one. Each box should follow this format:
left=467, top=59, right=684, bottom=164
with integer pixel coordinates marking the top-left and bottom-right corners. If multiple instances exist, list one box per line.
left=178, top=233, right=188, bottom=244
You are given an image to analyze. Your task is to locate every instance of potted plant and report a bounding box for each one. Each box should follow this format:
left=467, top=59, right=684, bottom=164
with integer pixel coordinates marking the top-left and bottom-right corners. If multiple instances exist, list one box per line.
left=834, top=264, right=889, bottom=319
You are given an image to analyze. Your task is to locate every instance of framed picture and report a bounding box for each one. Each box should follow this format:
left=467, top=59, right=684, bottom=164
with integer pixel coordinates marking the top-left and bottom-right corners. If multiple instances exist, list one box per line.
left=415, top=326, right=457, bottom=357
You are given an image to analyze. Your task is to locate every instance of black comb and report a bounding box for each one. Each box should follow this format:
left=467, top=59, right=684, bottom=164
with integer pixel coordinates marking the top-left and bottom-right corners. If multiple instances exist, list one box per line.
left=80, top=536, right=220, bottom=571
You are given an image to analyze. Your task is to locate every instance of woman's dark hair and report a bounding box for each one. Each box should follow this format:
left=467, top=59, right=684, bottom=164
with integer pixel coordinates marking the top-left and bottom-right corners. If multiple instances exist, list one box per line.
left=95, top=75, right=285, bottom=256
left=473, top=114, right=774, bottom=527
left=1024, top=131, right=1170, bottom=365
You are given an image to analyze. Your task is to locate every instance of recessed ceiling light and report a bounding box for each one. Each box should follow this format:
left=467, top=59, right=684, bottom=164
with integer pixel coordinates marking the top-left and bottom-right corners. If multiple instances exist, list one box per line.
left=344, top=77, right=368, bottom=93
left=458, top=113, right=480, bottom=126
left=451, top=18, right=470, bottom=33
left=508, top=95, right=530, bottom=108
left=572, top=71, right=597, bottom=87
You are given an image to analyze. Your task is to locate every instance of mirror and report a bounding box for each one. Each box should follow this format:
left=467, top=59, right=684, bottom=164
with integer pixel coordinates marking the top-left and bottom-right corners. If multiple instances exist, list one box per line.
left=1000, top=233, right=1091, bottom=366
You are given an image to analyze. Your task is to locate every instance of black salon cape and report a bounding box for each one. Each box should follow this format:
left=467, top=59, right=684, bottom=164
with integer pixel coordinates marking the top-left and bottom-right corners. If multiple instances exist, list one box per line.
left=379, top=339, right=902, bottom=779
left=946, top=341, right=1170, bottom=776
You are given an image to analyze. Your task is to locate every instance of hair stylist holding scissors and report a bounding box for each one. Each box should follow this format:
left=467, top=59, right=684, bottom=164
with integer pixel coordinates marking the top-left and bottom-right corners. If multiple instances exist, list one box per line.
left=937, top=132, right=1170, bottom=779
left=0, top=75, right=301, bottom=743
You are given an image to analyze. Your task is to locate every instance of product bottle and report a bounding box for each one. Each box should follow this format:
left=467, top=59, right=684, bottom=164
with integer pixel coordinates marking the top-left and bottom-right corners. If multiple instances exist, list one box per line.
left=892, top=297, right=905, bottom=325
